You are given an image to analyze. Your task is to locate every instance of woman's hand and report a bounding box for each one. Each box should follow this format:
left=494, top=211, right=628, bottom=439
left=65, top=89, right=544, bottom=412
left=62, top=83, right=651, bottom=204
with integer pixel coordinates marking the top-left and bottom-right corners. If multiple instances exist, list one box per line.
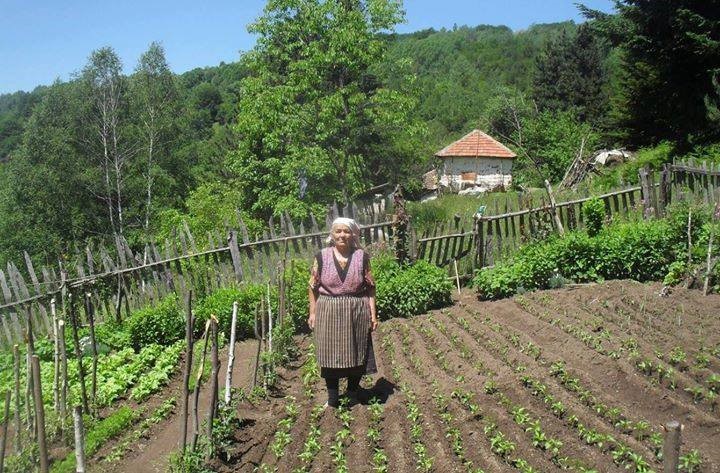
left=308, top=313, right=316, bottom=330
left=370, top=316, right=378, bottom=332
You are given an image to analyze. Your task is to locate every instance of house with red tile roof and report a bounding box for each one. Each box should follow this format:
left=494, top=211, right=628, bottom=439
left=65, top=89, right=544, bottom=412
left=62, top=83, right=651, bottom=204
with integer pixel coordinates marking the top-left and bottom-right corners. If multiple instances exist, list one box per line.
left=434, top=129, right=516, bottom=192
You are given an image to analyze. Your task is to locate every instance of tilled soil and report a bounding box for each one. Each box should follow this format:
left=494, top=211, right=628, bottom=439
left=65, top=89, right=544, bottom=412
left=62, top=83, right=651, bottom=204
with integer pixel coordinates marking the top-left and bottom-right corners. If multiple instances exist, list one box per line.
left=114, top=280, right=720, bottom=472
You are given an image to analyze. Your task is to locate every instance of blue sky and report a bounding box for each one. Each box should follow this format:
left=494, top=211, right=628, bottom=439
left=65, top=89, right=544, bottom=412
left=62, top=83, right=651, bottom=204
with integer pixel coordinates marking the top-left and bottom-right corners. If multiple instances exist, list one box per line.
left=0, top=0, right=614, bottom=94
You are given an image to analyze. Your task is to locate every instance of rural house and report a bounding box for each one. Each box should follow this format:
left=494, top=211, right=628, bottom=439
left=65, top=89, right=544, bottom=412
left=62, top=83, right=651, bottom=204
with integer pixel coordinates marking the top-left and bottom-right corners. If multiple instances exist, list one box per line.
left=435, top=129, right=516, bottom=193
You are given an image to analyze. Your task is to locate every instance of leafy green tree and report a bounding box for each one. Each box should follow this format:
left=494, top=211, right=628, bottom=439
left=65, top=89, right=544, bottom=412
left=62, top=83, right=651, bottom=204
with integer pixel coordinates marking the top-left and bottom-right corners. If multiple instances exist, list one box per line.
left=533, top=24, right=608, bottom=125
left=131, top=42, right=180, bottom=240
left=228, top=0, right=426, bottom=219
left=582, top=1, right=720, bottom=146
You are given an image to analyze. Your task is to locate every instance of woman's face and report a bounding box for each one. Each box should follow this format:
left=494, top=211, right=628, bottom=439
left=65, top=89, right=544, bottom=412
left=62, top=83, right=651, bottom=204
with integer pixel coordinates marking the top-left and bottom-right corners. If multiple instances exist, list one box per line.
left=332, top=225, right=353, bottom=250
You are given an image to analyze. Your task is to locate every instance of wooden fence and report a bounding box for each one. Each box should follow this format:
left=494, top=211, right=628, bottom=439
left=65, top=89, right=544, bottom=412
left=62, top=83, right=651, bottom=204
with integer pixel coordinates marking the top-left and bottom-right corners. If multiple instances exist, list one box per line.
left=0, top=198, right=395, bottom=348
left=3, top=160, right=719, bottom=348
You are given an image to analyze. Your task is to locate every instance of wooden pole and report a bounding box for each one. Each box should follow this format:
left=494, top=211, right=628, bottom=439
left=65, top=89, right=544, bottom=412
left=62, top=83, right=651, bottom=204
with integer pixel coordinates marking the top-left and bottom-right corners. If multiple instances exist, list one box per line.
left=25, top=311, right=35, bottom=435
left=252, top=306, right=261, bottom=388
left=453, top=259, right=461, bottom=297
left=0, top=390, right=10, bottom=473
left=704, top=227, right=715, bottom=295
left=84, top=294, right=98, bottom=409
left=51, top=298, right=59, bottom=414
left=544, top=180, right=565, bottom=236
left=686, top=211, right=694, bottom=289
left=31, top=355, right=48, bottom=472
left=663, top=421, right=682, bottom=473
left=73, top=406, right=86, bottom=473
left=206, top=318, right=219, bottom=461
left=224, top=301, right=238, bottom=405
left=191, top=319, right=211, bottom=452
left=58, top=320, right=68, bottom=433
left=180, top=291, right=194, bottom=453
left=69, top=294, right=90, bottom=415
left=11, top=346, right=20, bottom=453
left=267, top=283, right=273, bottom=354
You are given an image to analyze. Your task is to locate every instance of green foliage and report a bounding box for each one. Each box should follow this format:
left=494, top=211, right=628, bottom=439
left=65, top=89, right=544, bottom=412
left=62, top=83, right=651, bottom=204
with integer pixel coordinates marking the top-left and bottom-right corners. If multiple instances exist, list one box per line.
left=582, top=197, right=605, bottom=237
left=533, top=24, right=609, bottom=125
left=129, top=340, right=185, bottom=401
left=127, top=294, right=185, bottom=351
left=286, top=259, right=311, bottom=330
left=374, top=256, right=453, bottom=319
left=194, top=284, right=272, bottom=339
left=473, top=218, right=683, bottom=299
left=585, top=1, right=720, bottom=145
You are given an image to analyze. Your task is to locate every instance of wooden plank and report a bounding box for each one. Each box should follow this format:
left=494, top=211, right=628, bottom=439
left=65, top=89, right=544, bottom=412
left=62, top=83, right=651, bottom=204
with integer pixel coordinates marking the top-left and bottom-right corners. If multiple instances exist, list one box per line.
left=183, top=221, right=199, bottom=254
left=114, top=235, right=128, bottom=269
left=85, top=246, right=96, bottom=275
left=0, top=270, right=12, bottom=305
left=23, top=252, right=41, bottom=296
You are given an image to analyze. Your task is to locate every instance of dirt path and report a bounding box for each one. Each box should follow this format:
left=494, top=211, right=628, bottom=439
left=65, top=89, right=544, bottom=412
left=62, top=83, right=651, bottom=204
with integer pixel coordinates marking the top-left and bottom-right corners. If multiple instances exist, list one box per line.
left=101, top=338, right=260, bottom=473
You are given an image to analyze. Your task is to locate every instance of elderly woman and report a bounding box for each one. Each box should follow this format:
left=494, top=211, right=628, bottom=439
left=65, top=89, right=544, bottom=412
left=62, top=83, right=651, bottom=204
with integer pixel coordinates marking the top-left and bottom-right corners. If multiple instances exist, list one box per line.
left=308, top=217, right=378, bottom=408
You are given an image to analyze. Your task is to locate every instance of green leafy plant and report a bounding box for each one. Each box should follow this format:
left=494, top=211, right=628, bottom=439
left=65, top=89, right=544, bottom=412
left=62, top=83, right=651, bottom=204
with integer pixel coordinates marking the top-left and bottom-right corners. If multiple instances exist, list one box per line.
left=582, top=197, right=605, bottom=237
left=127, top=294, right=184, bottom=351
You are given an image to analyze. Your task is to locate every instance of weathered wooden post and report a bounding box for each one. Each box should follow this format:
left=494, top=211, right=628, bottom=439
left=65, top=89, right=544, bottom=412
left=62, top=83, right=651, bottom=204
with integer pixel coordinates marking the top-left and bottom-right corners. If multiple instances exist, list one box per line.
left=25, top=311, right=35, bottom=435
left=57, top=320, right=68, bottom=432
left=51, top=298, right=59, bottom=414
left=659, top=163, right=672, bottom=215
left=392, top=185, right=410, bottom=265
left=206, top=318, right=219, bottom=461
left=224, top=301, right=239, bottom=405
left=544, top=180, right=565, bottom=236
left=663, top=421, right=682, bottom=473
left=267, top=283, right=273, bottom=354
left=639, top=167, right=655, bottom=219
left=31, top=355, right=48, bottom=472
left=0, top=390, right=10, bottom=473
left=252, top=306, right=261, bottom=388
left=73, top=406, right=86, bottom=473
left=180, top=291, right=194, bottom=453
left=84, top=294, right=98, bottom=409
left=191, top=319, right=211, bottom=452
left=68, top=293, right=90, bottom=415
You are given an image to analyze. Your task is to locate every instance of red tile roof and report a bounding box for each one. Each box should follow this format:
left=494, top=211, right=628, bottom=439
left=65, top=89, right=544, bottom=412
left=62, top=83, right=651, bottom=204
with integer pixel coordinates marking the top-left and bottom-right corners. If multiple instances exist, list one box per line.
left=435, top=129, right=516, bottom=159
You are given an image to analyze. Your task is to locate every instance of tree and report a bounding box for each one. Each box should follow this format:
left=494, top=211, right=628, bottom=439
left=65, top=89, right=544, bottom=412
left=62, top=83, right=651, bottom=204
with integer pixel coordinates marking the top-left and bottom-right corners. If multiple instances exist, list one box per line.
left=131, top=42, right=178, bottom=241
left=582, top=1, right=720, bottom=146
left=228, top=0, right=426, bottom=219
left=533, top=24, right=608, bottom=125
left=79, top=47, right=132, bottom=235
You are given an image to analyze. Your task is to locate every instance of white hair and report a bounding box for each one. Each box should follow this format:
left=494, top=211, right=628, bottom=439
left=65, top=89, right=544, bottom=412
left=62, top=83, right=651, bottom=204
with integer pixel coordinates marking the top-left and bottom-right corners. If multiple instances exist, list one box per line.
left=326, top=217, right=362, bottom=248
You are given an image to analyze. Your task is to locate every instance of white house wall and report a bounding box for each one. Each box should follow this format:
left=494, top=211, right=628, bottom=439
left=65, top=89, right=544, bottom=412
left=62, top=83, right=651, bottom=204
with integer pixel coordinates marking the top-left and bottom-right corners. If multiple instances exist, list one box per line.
left=439, top=157, right=513, bottom=189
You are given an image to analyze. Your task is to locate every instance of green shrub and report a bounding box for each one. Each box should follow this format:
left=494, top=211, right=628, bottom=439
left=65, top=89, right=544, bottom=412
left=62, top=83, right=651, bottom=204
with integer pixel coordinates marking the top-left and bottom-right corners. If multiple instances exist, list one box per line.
left=194, top=284, right=272, bottom=339
left=375, top=257, right=453, bottom=319
left=127, top=295, right=184, bottom=351
left=582, top=197, right=605, bottom=237
left=285, top=259, right=310, bottom=330
left=473, top=218, right=681, bottom=299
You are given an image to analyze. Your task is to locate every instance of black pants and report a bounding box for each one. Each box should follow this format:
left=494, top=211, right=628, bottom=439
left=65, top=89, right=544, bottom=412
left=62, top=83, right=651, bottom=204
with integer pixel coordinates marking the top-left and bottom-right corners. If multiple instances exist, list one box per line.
left=325, top=375, right=361, bottom=392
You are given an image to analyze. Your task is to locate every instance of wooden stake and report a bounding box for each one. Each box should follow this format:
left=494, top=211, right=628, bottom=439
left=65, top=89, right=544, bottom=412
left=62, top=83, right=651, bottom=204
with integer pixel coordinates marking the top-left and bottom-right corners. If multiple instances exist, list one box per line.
left=69, top=294, right=90, bottom=415
left=267, top=283, right=273, bottom=354
left=252, top=306, right=261, bottom=388
left=224, top=301, right=238, bottom=405
left=31, top=356, right=48, bottom=472
left=51, top=299, right=59, bottom=414
left=25, top=311, right=35, bottom=435
left=206, top=318, right=219, bottom=461
left=179, top=291, right=194, bottom=453
left=84, top=294, right=98, bottom=409
left=73, top=406, right=86, bottom=473
left=663, top=421, right=681, bottom=473
left=58, top=320, right=68, bottom=434
left=453, top=259, right=461, bottom=297
left=704, top=227, right=715, bottom=295
left=0, top=390, right=10, bottom=473
left=686, top=211, right=693, bottom=289
left=191, top=319, right=211, bottom=452
left=544, top=180, right=565, bottom=236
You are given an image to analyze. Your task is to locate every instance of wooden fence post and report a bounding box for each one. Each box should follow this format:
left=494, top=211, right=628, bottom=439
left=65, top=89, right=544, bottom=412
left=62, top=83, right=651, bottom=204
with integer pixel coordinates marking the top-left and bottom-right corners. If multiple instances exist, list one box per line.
left=544, top=180, right=565, bottom=236
left=31, top=355, right=48, bottom=473
left=180, top=291, right=194, bottom=453
left=84, top=294, right=98, bottom=409
left=69, top=294, right=90, bottom=415
left=57, top=320, right=68, bottom=433
left=73, top=406, right=86, bottom=473
left=639, top=167, right=655, bottom=218
left=663, top=421, right=681, bottom=473
left=224, top=301, right=238, bottom=405
left=660, top=163, right=671, bottom=215
left=51, top=299, right=59, bottom=414
left=228, top=231, right=244, bottom=283
left=206, top=318, right=219, bottom=461
left=475, top=217, right=485, bottom=270
left=0, top=390, right=10, bottom=473
left=191, top=319, right=211, bottom=452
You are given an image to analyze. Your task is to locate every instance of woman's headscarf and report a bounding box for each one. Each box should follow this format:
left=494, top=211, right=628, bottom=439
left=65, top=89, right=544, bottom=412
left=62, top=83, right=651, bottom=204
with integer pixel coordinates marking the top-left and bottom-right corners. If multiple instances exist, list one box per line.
left=327, top=217, right=362, bottom=248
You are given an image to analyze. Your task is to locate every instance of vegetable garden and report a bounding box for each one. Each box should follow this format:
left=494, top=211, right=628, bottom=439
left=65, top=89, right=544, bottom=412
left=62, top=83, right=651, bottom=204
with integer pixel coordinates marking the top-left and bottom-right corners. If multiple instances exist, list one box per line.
left=216, top=281, right=719, bottom=473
